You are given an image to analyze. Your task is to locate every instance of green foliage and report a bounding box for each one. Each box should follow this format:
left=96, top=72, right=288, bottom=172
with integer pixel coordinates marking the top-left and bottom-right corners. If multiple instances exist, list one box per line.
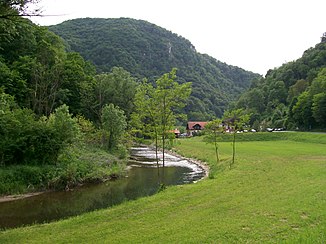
left=0, top=97, right=79, bottom=166
left=49, top=18, right=260, bottom=118
left=93, top=67, right=137, bottom=121
left=235, top=40, right=326, bottom=130
left=204, top=119, right=223, bottom=164
left=0, top=0, right=39, bottom=19
left=48, top=104, right=79, bottom=147
left=223, top=109, right=250, bottom=167
left=0, top=165, right=52, bottom=195
left=0, top=15, right=129, bottom=196
left=0, top=17, right=97, bottom=117
left=101, top=103, right=127, bottom=150
left=0, top=93, right=57, bottom=165
left=291, top=91, right=314, bottom=130
left=0, top=145, right=127, bottom=194
left=132, top=69, right=191, bottom=165
left=312, top=92, right=326, bottom=124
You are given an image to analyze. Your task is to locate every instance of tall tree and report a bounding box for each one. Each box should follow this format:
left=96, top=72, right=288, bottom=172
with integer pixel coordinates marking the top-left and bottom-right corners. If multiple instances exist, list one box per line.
left=101, top=103, right=127, bottom=150
left=223, top=109, right=250, bottom=168
left=291, top=91, right=314, bottom=130
left=93, top=67, right=137, bottom=123
left=204, top=119, right=223, bottom=165
left=312, top=92, right=326, bottom=126
left=133, top=68, right=191, bottom=169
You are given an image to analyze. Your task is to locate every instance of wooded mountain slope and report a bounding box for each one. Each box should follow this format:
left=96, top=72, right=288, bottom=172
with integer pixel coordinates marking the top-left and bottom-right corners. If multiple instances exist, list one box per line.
left=234, top=37, right=326, bottom=130
left=49, top=18, right=260, bottom=119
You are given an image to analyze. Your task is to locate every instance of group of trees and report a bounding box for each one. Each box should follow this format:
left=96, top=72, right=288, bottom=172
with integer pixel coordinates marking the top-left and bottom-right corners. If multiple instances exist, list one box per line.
left=204, top=109, right=250, bottom=170
left=0, top=7, right=135, bottom=180
left=0, top=3, right=194, bottom=192
left=132, top=69, right=191, bottom=170
left=234, top=39, right=326, bottom=131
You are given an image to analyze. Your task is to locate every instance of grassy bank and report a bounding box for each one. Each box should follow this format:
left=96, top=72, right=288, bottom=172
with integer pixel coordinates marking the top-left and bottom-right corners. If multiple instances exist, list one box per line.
left=0, top=145, right=127, bottom=196
left=0, top=132, right=325, bottom=243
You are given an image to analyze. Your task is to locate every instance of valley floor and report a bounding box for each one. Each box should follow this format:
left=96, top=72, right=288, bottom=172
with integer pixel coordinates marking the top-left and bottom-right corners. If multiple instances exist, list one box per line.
left=0, top=132, right=325, bottom=243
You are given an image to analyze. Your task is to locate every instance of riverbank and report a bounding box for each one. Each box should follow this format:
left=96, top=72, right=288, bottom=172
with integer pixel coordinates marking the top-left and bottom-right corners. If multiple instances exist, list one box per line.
left=0, top=145, right=127, bottom=197
left=167, top=148, right=209, bottom=180
left=1, top=133, right=325, bottom=242
left=0, top=146, right=206, bottom=229
left=0, top=146, right=206, bottom=204
left=143, top=143, right=209, bottom=179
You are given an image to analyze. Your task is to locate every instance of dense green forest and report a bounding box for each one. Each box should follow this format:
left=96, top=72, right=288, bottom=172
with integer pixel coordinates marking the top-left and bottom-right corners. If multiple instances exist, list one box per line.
left=233, top=36, right=326, bottom=131
left=49, top=18, right=260, bottom=120
left=0, top=3, right=194, bottom=195
left=0, top=3, right=136, bottom=194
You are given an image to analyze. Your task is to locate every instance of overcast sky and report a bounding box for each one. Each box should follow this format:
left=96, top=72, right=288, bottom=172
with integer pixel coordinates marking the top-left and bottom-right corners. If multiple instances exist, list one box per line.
left=30, top=0, right=325, bottom=75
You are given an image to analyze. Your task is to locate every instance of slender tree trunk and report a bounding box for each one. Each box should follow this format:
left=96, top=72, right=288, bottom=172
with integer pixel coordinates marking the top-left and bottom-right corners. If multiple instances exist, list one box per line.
left=214, top=139, right=219, bottom=164
left=162, top=131, right=165, bottom=168
left=231, top=131, right=236, bottom=168
left=155, top=129, right=160, bottom=178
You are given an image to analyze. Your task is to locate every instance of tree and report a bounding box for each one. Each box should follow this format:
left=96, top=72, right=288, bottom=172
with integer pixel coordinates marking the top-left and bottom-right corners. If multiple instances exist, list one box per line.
left=93, top=67, right=137, bottom=123
left=59, top=52, right=96, bottom=116
left=204, top=119, right=223, bottom=165
left=133, top=69, right=191, bottom=169
left=310, top=68, right=326, bottom=95
left=0, top=0, right=40, bottom=19
left=312, top=92, right=326, bottom=126
left=48, top=104, right=79, bottom=148
left=292, top=91, right=314, bottom=130
left=0, top=1, right=40, bottom=51
left=223, top=109, right=250, bottom=168
left=155, top=69, right=192, bottom=167
left=132, top=79, right=161, bottom=166
left=0, top=60, right=28, bottom=106
left=0, top=93, right=77, bottom=166
left=287, top=79, right=309, bottom=103
left=101, top=103, right=127, bottom=150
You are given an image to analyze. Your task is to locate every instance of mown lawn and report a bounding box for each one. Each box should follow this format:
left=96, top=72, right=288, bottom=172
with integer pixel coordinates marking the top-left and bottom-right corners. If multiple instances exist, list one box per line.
left=0, top=132, right=325, bottom=243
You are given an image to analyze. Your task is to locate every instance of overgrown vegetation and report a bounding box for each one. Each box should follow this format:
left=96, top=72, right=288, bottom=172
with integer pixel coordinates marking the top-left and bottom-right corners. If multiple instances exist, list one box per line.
left=0, top=8, right=132, bottom=195
left=0, top=91, right=128, bottom=194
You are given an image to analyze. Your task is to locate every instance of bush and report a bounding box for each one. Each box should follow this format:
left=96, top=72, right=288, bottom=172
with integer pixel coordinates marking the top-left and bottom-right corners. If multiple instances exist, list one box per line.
left=0, top=99, right=78, bottom=166
left=0, top=165, right=53, bottom=195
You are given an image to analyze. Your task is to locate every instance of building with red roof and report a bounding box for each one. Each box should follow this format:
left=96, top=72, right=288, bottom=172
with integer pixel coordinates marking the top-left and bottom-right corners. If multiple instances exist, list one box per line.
left=186, top=121, right=208, bottom=136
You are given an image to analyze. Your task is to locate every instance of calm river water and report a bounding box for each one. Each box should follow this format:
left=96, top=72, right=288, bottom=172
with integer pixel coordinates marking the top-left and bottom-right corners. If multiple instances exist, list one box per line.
left=0, top=147, right=205, bottom=229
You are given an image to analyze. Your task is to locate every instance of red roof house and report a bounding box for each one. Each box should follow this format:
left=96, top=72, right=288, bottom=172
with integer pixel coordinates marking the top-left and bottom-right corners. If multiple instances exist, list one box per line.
left=186, top=121, right=208, bottom=136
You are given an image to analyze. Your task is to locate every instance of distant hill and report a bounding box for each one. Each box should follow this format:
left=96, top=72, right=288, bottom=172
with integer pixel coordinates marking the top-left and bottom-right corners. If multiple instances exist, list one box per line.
left=234, top=37, right=326, bottom=131
left=49, top=18, right=260, bottom=120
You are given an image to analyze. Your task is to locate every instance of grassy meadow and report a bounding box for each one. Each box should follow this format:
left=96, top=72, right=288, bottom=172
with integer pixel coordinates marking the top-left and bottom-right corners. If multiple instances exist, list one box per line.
left=0, top=132, right=325, bottom=243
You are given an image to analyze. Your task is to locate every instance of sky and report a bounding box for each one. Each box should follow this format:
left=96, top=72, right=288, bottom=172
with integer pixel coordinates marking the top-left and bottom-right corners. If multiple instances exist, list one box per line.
left=30, top=0, right=326, bottom=75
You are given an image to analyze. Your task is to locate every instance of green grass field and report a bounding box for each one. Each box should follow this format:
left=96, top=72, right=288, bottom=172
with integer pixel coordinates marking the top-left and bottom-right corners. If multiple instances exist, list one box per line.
left=0, top=132, right=325, bottom=243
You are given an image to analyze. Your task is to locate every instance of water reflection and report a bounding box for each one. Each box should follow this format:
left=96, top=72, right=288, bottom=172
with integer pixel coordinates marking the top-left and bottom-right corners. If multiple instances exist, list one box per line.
left=0, top=147, right=205, bottom=229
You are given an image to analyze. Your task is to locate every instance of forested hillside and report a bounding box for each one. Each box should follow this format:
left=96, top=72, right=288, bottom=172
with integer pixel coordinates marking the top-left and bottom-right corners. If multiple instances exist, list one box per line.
left=0, top=5, right=133, bottom=194
left=49, top=18, right=260, bottom=119
left=233, top=36, right=326, bottom=131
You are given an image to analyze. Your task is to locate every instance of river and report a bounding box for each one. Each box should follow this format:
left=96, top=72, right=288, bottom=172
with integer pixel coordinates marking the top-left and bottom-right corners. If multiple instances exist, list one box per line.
left=0, top=147, right=206, bottom=229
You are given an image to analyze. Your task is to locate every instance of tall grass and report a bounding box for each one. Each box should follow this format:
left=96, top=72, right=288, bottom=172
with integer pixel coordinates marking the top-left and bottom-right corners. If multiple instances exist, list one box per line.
left=0, top=145, right=126, bottom=195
